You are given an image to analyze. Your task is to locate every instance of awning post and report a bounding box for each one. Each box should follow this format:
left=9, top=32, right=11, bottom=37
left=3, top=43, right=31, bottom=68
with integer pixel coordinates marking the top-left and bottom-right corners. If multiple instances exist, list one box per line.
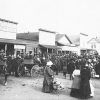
left=5, top=44, right=7, bottom=56
left=52, top=49, right=53, bottom=53
left=47, top=48, right=48, bottom=53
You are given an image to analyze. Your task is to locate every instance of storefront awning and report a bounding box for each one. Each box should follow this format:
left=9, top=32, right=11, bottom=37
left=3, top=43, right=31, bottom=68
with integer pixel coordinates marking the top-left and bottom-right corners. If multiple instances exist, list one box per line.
left=39, top=44, right=60, bottom=49
left=0, top=38, right=29, bottom=45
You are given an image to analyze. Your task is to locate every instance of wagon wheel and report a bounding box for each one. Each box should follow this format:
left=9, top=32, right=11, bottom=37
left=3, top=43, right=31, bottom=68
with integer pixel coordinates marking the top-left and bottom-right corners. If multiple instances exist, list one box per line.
left=31, top=65, right=39, bottom=78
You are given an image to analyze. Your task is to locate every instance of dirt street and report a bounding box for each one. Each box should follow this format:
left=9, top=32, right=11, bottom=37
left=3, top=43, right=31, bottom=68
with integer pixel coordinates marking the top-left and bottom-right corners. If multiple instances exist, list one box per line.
left=0, top=73, right=100, bottom=100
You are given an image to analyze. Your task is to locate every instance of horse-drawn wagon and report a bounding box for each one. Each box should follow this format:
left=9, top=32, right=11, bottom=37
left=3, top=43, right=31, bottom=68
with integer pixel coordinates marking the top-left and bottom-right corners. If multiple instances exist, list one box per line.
left=18, top=57, right=43, bottom=77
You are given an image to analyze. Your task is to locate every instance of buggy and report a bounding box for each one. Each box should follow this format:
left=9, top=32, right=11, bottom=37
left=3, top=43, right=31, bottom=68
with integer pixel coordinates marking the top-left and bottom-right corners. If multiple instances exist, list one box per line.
left=18, top=58, right=43, bottom=77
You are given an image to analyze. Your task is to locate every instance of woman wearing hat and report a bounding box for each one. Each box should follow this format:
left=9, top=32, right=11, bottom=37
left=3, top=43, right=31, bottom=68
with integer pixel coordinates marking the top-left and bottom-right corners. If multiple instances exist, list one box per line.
left=42, top=60, right=54, bottom=93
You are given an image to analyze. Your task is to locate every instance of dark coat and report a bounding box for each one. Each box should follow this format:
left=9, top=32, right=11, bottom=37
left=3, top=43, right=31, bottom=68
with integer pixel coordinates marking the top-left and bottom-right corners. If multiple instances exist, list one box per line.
left=95, top=62, right=100, bottom=75
left=42, top=66, right=54, bottom=93
left=80, top=67, right=91, bottom=99
left=67, top=60, right=75, bottom=74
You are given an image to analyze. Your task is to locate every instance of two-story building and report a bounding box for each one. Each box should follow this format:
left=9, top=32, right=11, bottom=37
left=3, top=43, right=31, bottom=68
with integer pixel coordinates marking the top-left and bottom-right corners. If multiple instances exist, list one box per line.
left=0, top=18, right=27, bottom=56
left=17, top=29, right=80, bottom=56
left=17, top=29, right=59, bottom=57
left=55, top=34, right=72, bottom=54
left=87, top=37, right=100, bottom=55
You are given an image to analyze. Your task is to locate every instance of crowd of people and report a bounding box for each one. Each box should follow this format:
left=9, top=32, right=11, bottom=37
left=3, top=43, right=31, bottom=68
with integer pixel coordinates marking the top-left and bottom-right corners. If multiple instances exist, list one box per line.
left=42, top=52, right=100, bottom=99
left=0, top=50, right=100, bottom=99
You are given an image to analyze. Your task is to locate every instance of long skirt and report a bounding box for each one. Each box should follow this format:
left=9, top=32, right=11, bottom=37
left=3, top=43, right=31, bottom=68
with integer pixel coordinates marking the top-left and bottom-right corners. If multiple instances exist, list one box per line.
left=70, top=89, right=80, bottom=98
left=80, top=80, right=91, bottom=99
left=42, top=78, right=53, bottom=93
left=70, top=76, right=81, bottom=98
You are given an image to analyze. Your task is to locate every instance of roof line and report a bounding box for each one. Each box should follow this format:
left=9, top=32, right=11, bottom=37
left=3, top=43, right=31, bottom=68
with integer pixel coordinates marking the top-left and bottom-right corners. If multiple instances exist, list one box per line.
left=17, top=32, right=39, bottom=34
left=87, top=37, right=99, bottom=43
left=39, top=28, right=56, bottom=34
left=80, top=33, right=88, bottom=36
left=65, top=34, right=73, bottom=44
left=0, top=18, right=18, bottom=24
left=56, top=41, right=67, bottom=46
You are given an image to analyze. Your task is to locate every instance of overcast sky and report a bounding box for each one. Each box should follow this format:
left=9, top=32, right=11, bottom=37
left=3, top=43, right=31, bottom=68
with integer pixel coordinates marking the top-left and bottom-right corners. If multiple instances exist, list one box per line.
left=0, top=0, right=100, bottom=36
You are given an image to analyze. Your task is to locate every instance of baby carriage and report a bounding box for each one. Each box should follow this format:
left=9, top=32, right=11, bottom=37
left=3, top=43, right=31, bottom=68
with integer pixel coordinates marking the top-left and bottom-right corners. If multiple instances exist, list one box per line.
left=53, top=78, right=64, bottom=91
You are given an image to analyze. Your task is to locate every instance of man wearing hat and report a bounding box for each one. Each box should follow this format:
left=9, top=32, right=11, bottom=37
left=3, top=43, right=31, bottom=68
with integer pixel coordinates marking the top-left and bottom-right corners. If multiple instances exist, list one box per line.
left=42, top=60, right=54, bottom=93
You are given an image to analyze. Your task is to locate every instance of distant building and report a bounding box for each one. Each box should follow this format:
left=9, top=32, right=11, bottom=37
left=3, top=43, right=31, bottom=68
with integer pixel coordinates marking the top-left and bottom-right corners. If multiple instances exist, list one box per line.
left=68, top=34, right=80, bottom=46
left=55, top=34, right=72, bottom=54
left=0, top=18, right=18, bottom=39
left=17, top=29, right=60, bottom=57
left=38, top=28, right=59, bottom=57
left=87, top=37, right=100, bottom=55
left=0, top=18, right=26, bottom=56
left=16, top=32, right=39, bottom=56
left=68, top=34, right=80, bottom=55
left=55, top=34, right=72, bottom=46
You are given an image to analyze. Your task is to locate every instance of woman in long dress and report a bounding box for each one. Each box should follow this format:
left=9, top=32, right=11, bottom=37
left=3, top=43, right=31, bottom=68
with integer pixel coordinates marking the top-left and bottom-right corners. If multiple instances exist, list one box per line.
left=42, top=61, right=54, bottom=93
left=80, top=63, right=92, bottom=99
left=70, top=66, right=81, bottom=98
